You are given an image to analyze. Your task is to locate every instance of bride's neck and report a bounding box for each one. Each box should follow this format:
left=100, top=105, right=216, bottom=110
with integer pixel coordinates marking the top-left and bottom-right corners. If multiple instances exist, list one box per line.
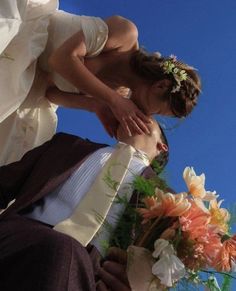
left=111, top=54, right=142, bottom=89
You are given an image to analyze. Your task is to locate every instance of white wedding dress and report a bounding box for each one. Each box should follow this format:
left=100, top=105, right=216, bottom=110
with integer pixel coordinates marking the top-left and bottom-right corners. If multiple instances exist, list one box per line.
left=0, top=0, right=108, bottom=165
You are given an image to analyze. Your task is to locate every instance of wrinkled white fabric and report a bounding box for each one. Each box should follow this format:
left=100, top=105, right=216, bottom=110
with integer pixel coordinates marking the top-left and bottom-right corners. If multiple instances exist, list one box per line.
left=0, top=1, right=108, bottom=165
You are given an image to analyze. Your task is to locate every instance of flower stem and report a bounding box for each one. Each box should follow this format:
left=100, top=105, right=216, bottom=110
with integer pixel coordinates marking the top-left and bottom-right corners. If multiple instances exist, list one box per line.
left=136, top=215, right=163, bottom=247
left=201, top=269, right=236, bottom=280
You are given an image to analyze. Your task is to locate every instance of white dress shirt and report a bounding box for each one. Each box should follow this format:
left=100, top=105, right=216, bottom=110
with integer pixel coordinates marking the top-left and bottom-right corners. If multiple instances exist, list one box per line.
left=25, top=144, right=148, bottom=252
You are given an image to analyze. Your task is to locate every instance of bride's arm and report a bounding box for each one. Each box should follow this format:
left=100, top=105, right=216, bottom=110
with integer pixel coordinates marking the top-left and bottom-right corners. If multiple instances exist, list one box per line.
left=46, top=87, right=100, bottom=111
left=46, top=87, right=118, bottom=137
left=48, top=16, right=151, bottom=136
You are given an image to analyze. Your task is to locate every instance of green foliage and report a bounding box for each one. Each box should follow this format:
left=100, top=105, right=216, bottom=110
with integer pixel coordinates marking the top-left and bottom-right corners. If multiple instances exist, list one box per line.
left=132, top=174, right=169, bottom=198
left=132, top=175, right=156, bottom=197
left=204, top=275, right=221, bottom=291
left=151, top=159, right=164, bottom=175
left=221, top=273, right=232, bottom=291
left=103, top=165, right=120, bottom=191
left=109, top=207, right=142, bottom=250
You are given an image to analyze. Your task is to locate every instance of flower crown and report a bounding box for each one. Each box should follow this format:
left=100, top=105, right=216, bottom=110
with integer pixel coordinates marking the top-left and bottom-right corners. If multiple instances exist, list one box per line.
left=160, top=55, right=188, bottom=93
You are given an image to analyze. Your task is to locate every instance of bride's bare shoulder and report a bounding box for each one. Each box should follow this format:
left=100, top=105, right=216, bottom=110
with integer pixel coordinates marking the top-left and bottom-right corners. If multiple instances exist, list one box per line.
left=103, top=15, right=139, bottom=51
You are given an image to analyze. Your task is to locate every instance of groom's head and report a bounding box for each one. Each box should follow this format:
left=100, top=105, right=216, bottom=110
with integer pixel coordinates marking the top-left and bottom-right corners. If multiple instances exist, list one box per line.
left=116, top=118, right=169, bottom=170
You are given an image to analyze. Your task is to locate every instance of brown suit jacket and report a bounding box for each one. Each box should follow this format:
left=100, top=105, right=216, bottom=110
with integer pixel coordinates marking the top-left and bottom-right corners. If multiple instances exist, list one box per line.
left=0, top=132, right=108, bottom=219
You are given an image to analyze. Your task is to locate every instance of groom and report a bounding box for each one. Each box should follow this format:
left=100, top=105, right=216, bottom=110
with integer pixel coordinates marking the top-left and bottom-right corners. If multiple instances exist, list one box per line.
left=0, top=120, right=168, bottom=291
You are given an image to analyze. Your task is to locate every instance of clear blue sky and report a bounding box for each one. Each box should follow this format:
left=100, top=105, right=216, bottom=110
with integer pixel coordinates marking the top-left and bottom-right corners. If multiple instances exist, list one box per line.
left=57, top=0, right=236, bottom=286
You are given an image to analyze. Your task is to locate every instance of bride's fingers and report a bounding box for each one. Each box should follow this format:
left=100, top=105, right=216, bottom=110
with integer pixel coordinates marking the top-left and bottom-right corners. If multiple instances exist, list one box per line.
left=136, top=110, right=153, bottom=124
left=121, top=117, right=132, bottom=136
left=129, top=115, right=151, bottom=135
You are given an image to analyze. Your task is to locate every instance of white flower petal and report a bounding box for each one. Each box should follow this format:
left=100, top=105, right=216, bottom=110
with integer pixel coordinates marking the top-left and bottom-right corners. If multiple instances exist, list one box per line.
left=152, top=239, right=169, bottom=258
left=152, top=254, right=185, bottom=287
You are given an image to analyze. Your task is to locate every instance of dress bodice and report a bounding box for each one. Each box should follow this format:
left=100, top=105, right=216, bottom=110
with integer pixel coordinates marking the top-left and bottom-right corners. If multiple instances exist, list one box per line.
left=39, top=11, right=108, bottom=93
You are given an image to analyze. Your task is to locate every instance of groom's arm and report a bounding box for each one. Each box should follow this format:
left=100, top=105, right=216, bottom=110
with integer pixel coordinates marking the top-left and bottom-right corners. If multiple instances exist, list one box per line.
left=0, top=134, right=58, bottom=209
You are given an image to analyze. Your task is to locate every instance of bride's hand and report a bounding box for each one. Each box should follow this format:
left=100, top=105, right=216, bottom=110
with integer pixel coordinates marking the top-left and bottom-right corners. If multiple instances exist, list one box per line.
left=109, top=97, right=152, bottom=136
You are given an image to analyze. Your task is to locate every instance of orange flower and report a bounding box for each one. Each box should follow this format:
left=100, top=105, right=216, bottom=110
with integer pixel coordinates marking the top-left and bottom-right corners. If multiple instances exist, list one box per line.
left=213, top=235, right=236, bottom=272
left=209, top=199, right=230, bottom=233
left=138, top=189, right=191, bottom=224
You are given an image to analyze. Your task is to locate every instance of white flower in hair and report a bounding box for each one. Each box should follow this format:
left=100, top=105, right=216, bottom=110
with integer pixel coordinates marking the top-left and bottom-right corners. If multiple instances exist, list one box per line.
left=153, top=51, right=162, bottom=58
left=160, top=56, right=188, bottom=93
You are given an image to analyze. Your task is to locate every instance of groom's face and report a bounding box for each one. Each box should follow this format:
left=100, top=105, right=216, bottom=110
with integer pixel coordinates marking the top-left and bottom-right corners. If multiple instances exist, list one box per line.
left=116, top=121, right=167, bottom=162
left=148, top=123, right=168, bottom=160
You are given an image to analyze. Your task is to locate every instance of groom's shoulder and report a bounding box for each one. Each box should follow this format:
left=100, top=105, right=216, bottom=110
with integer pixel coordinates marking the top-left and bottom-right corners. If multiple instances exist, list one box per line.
left=52, top=132, right=87, bottom=144
left=54, top=132, right=82, bottom=139
left=53, top=132, right=108, bottom=147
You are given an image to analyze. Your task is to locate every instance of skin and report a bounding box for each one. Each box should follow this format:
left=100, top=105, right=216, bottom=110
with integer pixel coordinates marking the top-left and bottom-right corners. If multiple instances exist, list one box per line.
left=46, top=15, right=173, bottom=137
left=116, top=117, right=168, bottom=161
left=96, top=247, right=130, bottom=291
left=45, top=85, right=172, bottom=138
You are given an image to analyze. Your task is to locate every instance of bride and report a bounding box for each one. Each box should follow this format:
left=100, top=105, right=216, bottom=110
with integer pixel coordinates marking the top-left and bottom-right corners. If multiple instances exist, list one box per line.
left=0, top=0, right=201, bottom=165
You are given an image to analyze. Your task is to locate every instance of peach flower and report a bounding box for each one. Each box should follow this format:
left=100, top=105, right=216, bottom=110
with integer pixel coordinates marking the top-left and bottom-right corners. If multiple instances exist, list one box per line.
left=179, top=200, right=211, bottom=240
left=209, top=199, right=230, bottom=233
left=183, top=167, right=217, bottom=201
left=213, top=235, right=236, bottom=272
left=138, top=189, right=191, bottom=224
left=197, top=227, right=222, bottom=266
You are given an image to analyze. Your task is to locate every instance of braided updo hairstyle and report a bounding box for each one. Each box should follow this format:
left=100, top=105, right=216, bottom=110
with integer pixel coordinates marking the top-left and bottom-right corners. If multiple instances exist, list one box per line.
left=129, top=49, right=201, bottom=117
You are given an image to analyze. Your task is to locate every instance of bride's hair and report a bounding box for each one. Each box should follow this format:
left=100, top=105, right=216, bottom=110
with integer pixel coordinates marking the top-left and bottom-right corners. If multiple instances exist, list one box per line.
left=129, top=49, right=201, bottom=117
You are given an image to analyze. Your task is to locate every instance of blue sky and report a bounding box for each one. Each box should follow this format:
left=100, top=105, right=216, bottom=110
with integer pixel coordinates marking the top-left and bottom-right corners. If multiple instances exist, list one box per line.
left=58, top=0, right=236, bottom=210
left=57, top=0, right=236, bottom=285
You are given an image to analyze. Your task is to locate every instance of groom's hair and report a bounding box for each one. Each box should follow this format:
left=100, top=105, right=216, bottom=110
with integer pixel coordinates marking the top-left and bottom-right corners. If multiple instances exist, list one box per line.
left=152, top=125, right=169, bottom=174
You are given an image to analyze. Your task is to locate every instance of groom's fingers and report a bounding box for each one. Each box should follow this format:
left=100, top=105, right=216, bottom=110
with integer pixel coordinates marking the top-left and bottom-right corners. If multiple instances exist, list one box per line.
left=96, top=280, right=109, bottom=291
left=106, top=247, right=127, bottom=265
left=98, top=268, right=130, bottom=291
left=102, top=261, right=130, bottom=286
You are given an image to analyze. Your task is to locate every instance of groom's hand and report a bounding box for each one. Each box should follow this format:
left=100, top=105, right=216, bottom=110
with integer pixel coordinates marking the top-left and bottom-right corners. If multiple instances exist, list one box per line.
left=96, top=247, right=131, bottom=291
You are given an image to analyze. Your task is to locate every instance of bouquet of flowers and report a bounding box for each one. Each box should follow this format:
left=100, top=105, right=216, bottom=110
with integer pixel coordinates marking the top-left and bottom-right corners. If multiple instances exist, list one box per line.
left=107, top=166, right=236, bottom=290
